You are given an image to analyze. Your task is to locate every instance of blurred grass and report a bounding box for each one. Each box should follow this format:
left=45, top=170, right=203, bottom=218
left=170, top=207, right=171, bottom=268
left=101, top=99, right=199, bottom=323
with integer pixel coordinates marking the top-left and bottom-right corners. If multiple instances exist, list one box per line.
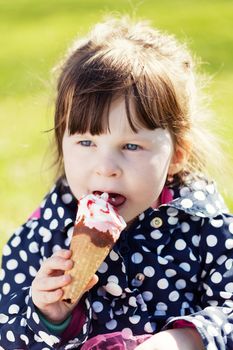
left=1, top=0, right=233, bottom=254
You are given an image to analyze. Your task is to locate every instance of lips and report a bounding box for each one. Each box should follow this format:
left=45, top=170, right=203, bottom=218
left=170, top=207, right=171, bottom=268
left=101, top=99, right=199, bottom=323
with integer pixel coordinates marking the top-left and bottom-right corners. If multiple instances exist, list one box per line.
left=93, top=191, right=126, bottom=208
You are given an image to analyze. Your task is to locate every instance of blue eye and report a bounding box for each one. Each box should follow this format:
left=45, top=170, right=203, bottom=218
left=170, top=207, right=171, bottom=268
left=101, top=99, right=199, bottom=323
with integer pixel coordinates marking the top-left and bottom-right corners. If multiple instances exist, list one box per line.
left=79, top=140, right=93, bottom=147
left=124, top=143, right=140, bottom=151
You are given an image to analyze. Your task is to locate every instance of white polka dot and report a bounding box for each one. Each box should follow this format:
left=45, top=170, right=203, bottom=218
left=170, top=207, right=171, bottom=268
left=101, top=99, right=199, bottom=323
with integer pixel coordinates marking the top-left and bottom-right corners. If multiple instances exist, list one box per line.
left=210, top=219, right=224, bottom=228
left=109, top=250, right=119, bottom=261
left=150, top=230, right=162, bottom=240
left=3, top=244, right=11, bottom=256
left=180, top=198, right=193, bottom=209
left=15, top=273, right=26, bottom=284
left=6, top=330, right=15, bottom=342
left=157, top=256, right=168, bottom=265
left=205, top=204, right=216, bottom=215
left=3, top=283, right=10, bottom=295
left=206, top=183, right=215, bottom=194
left=216, top=255, right=227, bottom=265
left=39, top=227, right=52, bottom=243
left=8, top=304, right=20, bottom=314
left=225, top=258, right=233, bottom=270
left=225, top=282, right=233, bottom=292
left=105, top=282, right=122, bottom=296
left=105, top=319, right=117, bottom=330
left=20, top=334, right=29, bottom=345
left=92, top=301, right=103, bottom=313
left=27, top=230, right=35, bottom=240
left=194, top=191, right=206, bottom=201
left=0, top=314, right=9, bottom=324
left=157, top=278, right=169, bottom=289
left=51, top=193, right=57, bottom=204
left=11, top=236, right=21, bottom=248
left=29, top=266, right=37, bottom=277
left=0, top=269, right=5, bottom=281
left=206, top=235, right=218, bottom=247
left=128, top=296, right=137, bottom=307
left=139, top=212, right=145, bottom=221
left=169, top=291, right=179, bottom=301
left=142, top=291, right=153, bottom=301
left=129, top=315, right=141, bottom=324
left=211, top=272, right=222, bottom=284
left=180, top=187, right=190, bottom=197
left=131, top=252, right=143, bottom=264
left=157, top=244, right=164, bottom=255
left=175, top=239, right=186, bottom=250
left=98, top=262, right=108, bottom=273
left=206, top=252, right=213, bottom=264
left=6, top=259, right=18, bottom=270
left=167, top=207, right=178, bottom=216
left=19, top=250, right=28, bottom=262
left=165, top=269, right=177, bottom=277
left=107, top=275, right=119, bottom=284
left=57, top=206, right=64, bottom=218
left=168, top=216, right=179, bottom=225
left=181, top=222, right=190, bottom=233
left=143, top=266, right=155, bottom=277
left=192, top=235, right=200, bottom=247
left=62, top=193, right=73, bottom=204
left=179, top=263, right=191, bottom=271
left=225, top=239, right=233, bottom=249
left=223, top=323, right=233, bottom=335
left=144, top=322, right=155, bottom=333
left=185, top=292, right=194, bottom=301
left=175, top=279, right=186, bottom=289
left=135, top=234, right=146, bottom=240
left=32, top=312, right=40, bottom=324
left=29, top=242, right=39, bottom=253
left=229, top=222, right=233, bottom=234
left=38, top=331, right=59, bottom=346
left=44, top=208, right=52, bottom=220
left=49, top=219, right=58, bottom=230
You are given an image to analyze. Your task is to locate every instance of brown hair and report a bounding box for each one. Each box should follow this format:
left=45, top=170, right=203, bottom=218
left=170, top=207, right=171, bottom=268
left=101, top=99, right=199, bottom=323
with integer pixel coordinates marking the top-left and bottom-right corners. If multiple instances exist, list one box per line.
left=52, top=16, right=220, bottom=184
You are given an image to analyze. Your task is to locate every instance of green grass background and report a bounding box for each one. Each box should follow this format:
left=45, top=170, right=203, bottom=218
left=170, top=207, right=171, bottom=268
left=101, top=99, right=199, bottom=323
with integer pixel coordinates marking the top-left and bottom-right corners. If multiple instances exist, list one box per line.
left=1, top=0, right=233, bottom=254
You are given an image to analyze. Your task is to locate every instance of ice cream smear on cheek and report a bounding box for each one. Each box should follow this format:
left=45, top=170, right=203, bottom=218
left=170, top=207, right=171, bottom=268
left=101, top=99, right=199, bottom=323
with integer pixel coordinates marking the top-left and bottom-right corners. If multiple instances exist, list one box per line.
left=76, top=192, right=127, bottom=241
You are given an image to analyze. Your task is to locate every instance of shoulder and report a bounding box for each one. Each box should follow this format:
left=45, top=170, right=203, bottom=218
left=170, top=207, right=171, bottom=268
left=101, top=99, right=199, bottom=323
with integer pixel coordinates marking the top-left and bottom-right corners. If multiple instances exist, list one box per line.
left=164, top=174, right=230, bottom=219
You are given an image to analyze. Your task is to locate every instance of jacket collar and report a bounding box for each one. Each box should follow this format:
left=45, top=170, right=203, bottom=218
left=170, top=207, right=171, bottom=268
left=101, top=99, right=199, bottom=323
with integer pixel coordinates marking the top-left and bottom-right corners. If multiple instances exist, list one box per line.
left=39, top=176, right=228, bottom=233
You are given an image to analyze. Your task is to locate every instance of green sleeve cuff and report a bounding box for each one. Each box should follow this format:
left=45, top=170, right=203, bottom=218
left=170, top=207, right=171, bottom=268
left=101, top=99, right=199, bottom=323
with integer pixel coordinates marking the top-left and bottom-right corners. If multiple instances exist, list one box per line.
left=38, top=311, right=72, bottom=335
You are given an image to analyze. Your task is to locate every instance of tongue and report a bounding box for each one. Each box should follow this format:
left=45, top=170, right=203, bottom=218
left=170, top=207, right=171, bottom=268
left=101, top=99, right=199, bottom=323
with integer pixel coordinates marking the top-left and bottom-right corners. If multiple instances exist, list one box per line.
left=108, top=193, right=126, bottom=207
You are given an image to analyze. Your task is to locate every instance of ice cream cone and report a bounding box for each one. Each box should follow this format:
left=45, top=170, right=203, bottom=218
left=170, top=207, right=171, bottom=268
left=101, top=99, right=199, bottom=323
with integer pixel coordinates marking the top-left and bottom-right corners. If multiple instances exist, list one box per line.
left=62, top=193, right=126, bottom=304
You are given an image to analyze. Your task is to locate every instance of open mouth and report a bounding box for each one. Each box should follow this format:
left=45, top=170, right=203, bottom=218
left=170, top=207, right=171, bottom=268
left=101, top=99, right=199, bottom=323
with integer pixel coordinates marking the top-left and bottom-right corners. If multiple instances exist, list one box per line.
left=93, top=191, right=126, bottom=208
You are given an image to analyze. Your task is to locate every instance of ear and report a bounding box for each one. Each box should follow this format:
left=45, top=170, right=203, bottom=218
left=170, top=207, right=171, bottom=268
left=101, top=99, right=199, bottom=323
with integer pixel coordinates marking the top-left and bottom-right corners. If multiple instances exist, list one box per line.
left=168, top=141, right=191, bottom=175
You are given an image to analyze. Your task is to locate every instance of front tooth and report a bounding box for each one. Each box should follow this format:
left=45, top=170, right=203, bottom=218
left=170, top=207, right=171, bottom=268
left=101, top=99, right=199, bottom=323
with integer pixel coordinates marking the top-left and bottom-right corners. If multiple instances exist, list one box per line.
left=101, top=192, right=109, bottom=201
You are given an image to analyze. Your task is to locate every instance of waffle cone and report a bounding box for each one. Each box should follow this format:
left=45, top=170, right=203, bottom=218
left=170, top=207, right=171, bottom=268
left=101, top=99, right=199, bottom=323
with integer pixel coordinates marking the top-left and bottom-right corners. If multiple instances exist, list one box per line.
left=62, top=231, right=112, bottom=304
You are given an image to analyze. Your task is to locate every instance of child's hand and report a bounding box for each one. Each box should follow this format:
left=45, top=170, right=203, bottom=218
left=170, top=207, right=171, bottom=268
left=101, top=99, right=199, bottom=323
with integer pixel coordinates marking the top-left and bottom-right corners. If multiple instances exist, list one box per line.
left=135, top=328, right=205, bottom=350
left=32, top=249, right=98, bottom=323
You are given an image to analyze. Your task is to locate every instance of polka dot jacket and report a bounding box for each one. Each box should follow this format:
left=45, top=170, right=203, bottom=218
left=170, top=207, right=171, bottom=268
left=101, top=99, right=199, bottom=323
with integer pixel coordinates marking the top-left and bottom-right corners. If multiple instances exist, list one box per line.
left=0, top=176, right=233, bottom=350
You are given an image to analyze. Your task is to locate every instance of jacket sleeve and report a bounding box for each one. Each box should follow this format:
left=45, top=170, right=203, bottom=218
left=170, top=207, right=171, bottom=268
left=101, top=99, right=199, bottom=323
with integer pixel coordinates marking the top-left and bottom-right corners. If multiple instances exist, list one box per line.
left=0, top=219, right=61, bottom=349
left=0, top=218, right=91, bottom=349
left=164, top=213, right=233, bottom=350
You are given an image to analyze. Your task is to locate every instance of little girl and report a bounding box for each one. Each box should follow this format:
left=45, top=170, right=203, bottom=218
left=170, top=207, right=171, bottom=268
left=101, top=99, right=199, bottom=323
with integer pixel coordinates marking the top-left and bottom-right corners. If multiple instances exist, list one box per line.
left=0, top=16, right=233, bottom=350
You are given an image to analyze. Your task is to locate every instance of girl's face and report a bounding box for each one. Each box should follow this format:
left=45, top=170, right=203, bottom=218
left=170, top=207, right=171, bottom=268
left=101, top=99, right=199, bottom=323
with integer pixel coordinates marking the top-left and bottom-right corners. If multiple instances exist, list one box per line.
left=62, top=97, right=174, bottom=223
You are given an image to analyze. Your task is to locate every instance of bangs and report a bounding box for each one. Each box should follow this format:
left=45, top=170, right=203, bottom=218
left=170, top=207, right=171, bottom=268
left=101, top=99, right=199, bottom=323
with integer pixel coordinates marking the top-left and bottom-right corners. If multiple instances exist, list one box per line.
left=55, top=41, right=186, bottom=141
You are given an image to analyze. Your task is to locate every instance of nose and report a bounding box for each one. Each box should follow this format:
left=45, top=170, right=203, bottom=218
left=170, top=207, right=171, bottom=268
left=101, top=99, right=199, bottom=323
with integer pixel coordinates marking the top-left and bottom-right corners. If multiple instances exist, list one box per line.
left=95, top=153, right=122, bottom=178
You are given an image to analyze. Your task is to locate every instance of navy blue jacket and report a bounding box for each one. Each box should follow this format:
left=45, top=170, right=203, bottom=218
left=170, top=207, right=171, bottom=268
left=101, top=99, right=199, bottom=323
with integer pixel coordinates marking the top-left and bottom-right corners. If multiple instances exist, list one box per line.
left=0, top=176, right=233, bottom=349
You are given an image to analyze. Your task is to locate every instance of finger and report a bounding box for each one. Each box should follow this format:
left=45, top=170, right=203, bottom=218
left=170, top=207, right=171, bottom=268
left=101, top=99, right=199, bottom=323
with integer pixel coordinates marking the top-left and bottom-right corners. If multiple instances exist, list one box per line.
left=33, top=289, right=63, bottom=307
left=33, top=274, right=72, bottom=292
left=38, top=256, right=73, bottom=277
left=52, top=249, right=72, bottom=259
